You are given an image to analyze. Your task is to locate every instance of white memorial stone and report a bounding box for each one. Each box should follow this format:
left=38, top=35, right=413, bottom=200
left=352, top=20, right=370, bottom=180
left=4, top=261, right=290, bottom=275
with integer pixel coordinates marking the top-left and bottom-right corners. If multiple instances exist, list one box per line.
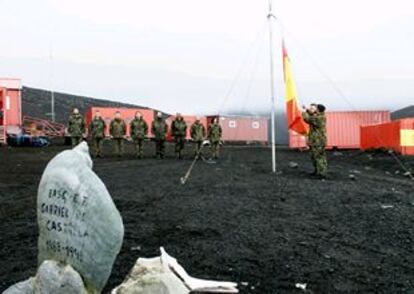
left=3, top=260, right=87, bottom=294
left=3, top=278, right=34, bottom=294
left=37, top=142, right=124, bottom=293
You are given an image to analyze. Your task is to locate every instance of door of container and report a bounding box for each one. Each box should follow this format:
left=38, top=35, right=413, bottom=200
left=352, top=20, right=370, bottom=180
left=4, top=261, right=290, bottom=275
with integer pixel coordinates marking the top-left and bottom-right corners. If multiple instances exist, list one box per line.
left=0, top=88, right=5, bottom=126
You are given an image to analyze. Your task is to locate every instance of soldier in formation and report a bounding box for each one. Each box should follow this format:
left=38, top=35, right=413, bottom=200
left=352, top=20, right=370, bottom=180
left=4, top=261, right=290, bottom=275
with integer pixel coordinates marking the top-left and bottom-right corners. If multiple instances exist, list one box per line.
left=171, top=113, right=187, bottom=159
left=89, top=110, right=106, bottom=158
left=67, top=108, right=85, bottom=147
left=70, top=109, right=227, bottom=161
left=302, top=103, right=328, bottom=179
left=208, top=118, right=222, bottom=159
left=190, top=117, right=206, bottom=157
left=110, top=111, right=127, bottom=157
left=151, top=112, right=168, bottom=159
left=130, top=111, right=148, bottom=158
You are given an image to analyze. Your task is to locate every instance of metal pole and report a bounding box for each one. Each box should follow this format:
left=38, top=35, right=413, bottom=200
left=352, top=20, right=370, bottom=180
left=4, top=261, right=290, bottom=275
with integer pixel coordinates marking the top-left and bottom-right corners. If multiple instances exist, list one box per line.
left=268, top=0, right=277, bottom=173
left=49, top=41, right=55, bottom=122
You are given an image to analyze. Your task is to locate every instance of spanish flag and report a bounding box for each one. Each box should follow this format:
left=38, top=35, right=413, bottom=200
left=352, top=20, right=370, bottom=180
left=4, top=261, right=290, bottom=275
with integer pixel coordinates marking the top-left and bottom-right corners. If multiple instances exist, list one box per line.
left=282, top=41, right=309, bottom=135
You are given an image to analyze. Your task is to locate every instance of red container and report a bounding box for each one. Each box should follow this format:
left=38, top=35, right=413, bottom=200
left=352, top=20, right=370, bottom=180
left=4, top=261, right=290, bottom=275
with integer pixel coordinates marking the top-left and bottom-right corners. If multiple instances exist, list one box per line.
left=85, top=107, right=155, bottom=137
left=289, top=111, right=391, bottom=149
left=360, top=118, right=414, bottom=155
left=165, top=115, right=207, bottom=141
left=207, top=115, right=268, bottom=144
left=0, top=78, right=22, bottom=135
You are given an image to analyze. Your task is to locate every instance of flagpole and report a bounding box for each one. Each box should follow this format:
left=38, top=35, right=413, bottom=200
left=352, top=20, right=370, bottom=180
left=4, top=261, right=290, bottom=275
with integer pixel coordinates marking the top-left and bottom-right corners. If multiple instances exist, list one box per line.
left=268, top=0, right=277, bottom=173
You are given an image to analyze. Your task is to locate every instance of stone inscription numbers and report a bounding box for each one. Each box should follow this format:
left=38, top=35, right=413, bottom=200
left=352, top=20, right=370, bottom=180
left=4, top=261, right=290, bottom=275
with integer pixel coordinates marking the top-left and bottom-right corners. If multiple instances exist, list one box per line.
left=40, top=187, right=90, bottom=264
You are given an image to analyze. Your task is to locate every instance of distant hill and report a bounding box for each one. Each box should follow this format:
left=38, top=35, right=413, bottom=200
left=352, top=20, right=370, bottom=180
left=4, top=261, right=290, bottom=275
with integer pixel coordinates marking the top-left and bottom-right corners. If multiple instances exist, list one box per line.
left=21, top=87, right=148, bottom=124
left=391, top=105, right=414, bottom=120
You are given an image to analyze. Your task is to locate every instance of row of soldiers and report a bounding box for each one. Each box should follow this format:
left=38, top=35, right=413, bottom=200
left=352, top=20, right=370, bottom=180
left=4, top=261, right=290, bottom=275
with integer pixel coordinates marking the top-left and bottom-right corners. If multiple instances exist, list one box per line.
left=68, top=109, right=223, bottom=159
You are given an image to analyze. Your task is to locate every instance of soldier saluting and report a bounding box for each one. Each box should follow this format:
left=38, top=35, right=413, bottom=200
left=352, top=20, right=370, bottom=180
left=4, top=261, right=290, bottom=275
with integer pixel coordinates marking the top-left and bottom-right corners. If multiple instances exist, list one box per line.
left=89, top=110, right=106, bottom=158
left=110, top=111, right=126, bottom=158
left=151, top=112, right=168, bottom=159
left=67, top=108, right=85, bottom=147
left=171, top=113, right=187, bottom=160
left=302, top=103, right=328, bottom=179
left=190, top=117, right=206, bottom=157
left=130, top=111, right=148, bottom=159
left=208, top=118, right=222, bottom=160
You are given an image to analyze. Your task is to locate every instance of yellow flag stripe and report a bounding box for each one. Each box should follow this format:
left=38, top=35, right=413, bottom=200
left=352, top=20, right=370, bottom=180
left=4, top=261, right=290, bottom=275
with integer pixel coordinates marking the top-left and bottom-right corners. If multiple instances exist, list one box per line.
left=283, top=56, right=297, bottom=102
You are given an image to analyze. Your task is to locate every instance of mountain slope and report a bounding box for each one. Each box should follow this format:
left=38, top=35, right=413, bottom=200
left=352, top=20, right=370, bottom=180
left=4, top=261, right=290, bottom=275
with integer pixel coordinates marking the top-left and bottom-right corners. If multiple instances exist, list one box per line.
left=21, top=87, right=148, bottom=124
left=392, top=105, right=414, bottom=120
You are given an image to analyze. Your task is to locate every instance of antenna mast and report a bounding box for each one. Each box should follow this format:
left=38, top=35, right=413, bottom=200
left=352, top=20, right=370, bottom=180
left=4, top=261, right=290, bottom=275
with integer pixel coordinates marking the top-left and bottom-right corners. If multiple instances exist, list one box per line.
left=49, top=41, right=55, bottom=122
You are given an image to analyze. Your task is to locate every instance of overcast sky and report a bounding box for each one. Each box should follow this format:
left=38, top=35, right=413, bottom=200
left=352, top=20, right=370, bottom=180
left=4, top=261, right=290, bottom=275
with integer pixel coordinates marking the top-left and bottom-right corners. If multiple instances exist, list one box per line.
left=1, top=0, right=413, bottom=114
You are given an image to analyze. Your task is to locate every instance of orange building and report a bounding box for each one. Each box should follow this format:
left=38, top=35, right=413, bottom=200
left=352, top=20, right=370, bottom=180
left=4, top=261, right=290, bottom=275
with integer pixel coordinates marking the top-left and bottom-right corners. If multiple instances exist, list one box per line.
left=0, top=78, right=22, bottom=144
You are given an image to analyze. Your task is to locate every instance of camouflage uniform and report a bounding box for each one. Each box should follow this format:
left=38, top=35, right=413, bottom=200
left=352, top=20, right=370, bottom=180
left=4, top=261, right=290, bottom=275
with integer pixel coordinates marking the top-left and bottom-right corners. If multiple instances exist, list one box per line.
left=208, top=122, right=222, bottom=159
left=190, top=121, right=206, bottom=156
left=89, top=117, right=106, bottom=157
left=68, top=113, right=85, bottom=147
left=151, top=117, right=168, bottom=159
left=110, top=118, right=126, bottom=157
left=303, top=111, right=327, bottom=177
left=130, top=117, right=148, bottom=158
left=171, top=117, right=187, bottom=159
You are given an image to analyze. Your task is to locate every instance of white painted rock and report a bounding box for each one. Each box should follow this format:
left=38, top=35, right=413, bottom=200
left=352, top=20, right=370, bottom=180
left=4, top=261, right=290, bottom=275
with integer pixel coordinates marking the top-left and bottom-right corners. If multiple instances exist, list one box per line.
left=4, top=260, right=87, bottom=294
left=111, top=255, right=190, bottom=294
left=3, top=278, right=34, bottom=294
left=112, top=247, right=238, bottom=294
left=37, top=142, right=124, bottom=293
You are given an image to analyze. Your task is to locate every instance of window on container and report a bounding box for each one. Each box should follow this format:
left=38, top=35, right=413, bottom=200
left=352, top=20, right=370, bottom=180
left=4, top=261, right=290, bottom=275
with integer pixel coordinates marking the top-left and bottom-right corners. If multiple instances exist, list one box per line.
left=229, top=120, right=237, bottom=128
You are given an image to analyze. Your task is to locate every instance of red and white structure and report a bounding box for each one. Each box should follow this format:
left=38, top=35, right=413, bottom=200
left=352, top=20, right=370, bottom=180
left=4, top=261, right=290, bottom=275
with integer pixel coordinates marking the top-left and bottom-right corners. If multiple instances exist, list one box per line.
left=289, top=111, right=391, bottom=149
left=207, top=115, right=268, bottom=144
left=0, top=78, right=23, bottom=144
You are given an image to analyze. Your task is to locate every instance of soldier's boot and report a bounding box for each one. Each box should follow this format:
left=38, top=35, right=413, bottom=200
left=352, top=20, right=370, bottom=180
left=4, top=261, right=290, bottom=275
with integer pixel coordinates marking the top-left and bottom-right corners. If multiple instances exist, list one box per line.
left=91, top=140, right=96, bottom=158
left=94, top=139, right=98, bottom=158
left=114, top=139, right=121, bottom=158
left=154, top=142, right=159, bottom=158
left=213, top=144, right=219, bottom=159
left=134, top=142, right=139, bottom=158
left=114, top=143, right=118, bottom=157
left=71, top=137, right=78, bottom=148
left=138, top=141, right=144, bottom=158
left=157, top=141, right=164, bottom=159
left=161, top=141, right=166, bottom=159
left=174, top=143, right=179, bottom=159
left=136, top=144, right=142, bottom=159
left=98, top=139, right=104, bottom=158
left=196, top=142, right=203, bottom=157
left=119, top=140, right=124, bottom=158
left=316, top=159, right=328, bottom=179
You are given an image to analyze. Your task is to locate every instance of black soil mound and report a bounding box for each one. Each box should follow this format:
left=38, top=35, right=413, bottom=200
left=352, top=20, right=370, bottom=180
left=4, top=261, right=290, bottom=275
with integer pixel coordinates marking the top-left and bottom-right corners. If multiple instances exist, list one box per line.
left=0, top=143, right=413, bottom=293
